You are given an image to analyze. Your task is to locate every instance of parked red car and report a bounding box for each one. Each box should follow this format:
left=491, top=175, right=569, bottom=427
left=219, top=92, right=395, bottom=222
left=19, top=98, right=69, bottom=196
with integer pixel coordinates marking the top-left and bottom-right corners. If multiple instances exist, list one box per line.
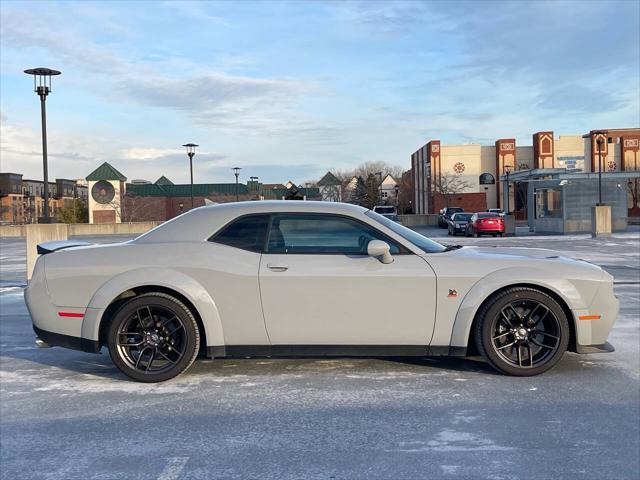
left=465, top=212, right=505, bottom=237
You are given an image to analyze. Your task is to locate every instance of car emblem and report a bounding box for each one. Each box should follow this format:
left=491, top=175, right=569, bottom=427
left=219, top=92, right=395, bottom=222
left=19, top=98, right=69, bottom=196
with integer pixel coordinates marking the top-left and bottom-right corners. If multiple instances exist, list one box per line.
left=448, top=289, right=458, bottom=298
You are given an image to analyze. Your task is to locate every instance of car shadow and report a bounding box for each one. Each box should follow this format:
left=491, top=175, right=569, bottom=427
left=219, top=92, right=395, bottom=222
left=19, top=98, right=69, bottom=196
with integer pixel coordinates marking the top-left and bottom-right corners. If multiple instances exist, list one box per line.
left=1, top=342, right=499, bottom=381
left=378, top=356, right=499, bottom=375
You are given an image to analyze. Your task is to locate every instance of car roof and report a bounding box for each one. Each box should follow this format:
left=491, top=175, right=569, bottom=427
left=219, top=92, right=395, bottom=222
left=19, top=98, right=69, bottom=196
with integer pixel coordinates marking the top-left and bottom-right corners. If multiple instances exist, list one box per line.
left=135, top=201, right=369, bottom=243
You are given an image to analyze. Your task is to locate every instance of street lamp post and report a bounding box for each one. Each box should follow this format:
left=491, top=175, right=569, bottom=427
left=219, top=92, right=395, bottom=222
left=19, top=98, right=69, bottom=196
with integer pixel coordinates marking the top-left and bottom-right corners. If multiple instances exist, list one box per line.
left=182, top=144, right=198, bottom=209
left=24, top=68, right=61, bottom=223
left=596, top=136, right=603, bottom=205
left=233, top=167, right=242, bottom=202
left=504, top=164, right=513, bottom=215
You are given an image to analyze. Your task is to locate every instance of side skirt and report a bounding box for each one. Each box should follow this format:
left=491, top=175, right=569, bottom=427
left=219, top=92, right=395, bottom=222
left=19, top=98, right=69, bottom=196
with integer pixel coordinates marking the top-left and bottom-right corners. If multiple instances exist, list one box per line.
left=206, top=345, right=468, bottom=358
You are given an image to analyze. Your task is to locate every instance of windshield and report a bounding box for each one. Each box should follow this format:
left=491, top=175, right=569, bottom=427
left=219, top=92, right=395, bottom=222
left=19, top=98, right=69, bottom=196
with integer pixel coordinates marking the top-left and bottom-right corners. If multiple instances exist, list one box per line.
left=374, top=206, right=396, bottom=214
left=365, top=211, right=446, bottom=253
left=453, top=213, right=472, bottom=221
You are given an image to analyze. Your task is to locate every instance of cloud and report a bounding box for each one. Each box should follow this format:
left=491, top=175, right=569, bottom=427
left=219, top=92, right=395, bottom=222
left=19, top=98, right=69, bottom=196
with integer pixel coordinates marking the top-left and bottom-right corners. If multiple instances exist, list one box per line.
left=0, top=7, right=126, bottom=73
left=116, top=72, right=301, bottom=114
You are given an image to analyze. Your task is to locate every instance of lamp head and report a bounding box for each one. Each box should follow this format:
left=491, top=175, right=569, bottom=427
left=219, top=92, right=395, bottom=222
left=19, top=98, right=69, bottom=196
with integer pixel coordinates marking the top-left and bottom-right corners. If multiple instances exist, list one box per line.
left=182, top=143, right=198, bottom=156
left=24, top=67, right=61, bottom=96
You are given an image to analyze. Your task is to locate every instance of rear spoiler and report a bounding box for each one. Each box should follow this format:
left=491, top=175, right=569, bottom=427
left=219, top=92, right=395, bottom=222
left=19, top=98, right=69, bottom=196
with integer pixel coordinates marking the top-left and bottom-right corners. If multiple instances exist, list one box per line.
left=37, top=240, right=92, bottom=255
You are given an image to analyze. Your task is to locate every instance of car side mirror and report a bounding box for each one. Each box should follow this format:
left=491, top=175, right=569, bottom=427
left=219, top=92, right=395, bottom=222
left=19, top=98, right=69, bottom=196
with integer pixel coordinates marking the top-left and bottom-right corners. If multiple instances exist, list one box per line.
left=367, top=240, right=394, bottom=264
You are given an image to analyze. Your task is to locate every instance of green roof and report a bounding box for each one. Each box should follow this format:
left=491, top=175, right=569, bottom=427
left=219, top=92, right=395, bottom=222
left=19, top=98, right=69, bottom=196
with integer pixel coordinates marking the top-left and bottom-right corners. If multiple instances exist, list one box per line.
left=127, top=183, right=250, bottom=197
left=317, top=171, right=341, bottom=186
left=155, top=175, right=174, bottom=185
left=86, top=162, right=127, bottom=181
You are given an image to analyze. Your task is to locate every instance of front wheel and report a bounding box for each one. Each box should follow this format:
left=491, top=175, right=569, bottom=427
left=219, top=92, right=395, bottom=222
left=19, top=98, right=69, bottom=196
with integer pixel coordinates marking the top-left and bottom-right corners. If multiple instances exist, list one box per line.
left=474, top=287, right=569, bottom=376
left=107, top=292, right=200, bottom=382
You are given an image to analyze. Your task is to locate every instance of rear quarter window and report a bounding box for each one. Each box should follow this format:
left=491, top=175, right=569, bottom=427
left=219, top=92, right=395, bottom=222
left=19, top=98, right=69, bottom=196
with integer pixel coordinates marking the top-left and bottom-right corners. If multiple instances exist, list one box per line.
left=209, top=214, right=269, bottom=252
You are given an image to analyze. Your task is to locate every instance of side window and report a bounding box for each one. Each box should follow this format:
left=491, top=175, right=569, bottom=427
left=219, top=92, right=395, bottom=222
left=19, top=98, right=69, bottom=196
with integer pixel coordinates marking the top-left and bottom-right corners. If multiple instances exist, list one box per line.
left=210, top=214, right=269, bottom=252
left=267, top=214, right=402, bottom=255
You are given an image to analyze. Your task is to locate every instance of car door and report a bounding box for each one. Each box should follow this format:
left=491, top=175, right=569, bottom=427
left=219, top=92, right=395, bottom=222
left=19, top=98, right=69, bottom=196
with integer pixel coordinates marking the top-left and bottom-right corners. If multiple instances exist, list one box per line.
left=258, top=213, right=437, bottom=346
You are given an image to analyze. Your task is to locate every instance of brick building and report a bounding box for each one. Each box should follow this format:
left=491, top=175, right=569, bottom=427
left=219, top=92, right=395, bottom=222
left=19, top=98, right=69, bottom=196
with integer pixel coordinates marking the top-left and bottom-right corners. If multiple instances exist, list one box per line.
left=85, top=162, right=321, bottom=223
left=411, top=128, right=640, bottom=218
left=0, top=173, right=87, bottom=224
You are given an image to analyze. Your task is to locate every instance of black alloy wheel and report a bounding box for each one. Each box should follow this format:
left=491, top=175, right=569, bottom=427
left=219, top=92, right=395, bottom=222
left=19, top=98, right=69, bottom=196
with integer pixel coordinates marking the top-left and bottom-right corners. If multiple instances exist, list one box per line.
left=475, top=287, right=569, bottom=376
left=107, top=293, right=200, bottom=382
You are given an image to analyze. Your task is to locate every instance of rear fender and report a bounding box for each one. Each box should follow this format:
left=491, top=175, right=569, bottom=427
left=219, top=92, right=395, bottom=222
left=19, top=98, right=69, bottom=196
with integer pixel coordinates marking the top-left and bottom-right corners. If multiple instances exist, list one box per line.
left=449, top=267, right=583, bottom=348
left=81, top=267, right=224, bottom=346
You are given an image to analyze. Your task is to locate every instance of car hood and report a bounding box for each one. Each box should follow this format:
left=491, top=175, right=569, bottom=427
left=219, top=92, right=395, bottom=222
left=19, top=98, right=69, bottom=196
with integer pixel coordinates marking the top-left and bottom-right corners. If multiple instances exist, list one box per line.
left=441, top=246, right=603, bottom=274
left=454, top=246, right=564, bottom=259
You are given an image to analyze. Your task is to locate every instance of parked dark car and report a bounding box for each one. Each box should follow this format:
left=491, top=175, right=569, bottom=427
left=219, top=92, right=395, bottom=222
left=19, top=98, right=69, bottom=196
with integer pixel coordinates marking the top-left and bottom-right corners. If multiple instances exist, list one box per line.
left=465, top=212, right=505, bottom=237
left=373, top=205, right=399, bottom=222
left=487, top=208, right=505, bottom=217
left=438, top=206, right=463, bottom=228
left=447, top=212, right=473, bottom=236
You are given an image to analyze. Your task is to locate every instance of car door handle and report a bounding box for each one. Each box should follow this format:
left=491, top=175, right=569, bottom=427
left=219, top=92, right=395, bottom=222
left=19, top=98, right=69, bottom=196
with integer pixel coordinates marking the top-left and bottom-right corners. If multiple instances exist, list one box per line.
left=267, top=264, right=288, bottom=272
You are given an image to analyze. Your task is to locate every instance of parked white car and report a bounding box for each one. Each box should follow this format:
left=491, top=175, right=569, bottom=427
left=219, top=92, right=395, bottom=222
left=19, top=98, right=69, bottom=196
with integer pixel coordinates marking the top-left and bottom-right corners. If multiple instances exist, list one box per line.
left=26, top=201, right=618, bottom=382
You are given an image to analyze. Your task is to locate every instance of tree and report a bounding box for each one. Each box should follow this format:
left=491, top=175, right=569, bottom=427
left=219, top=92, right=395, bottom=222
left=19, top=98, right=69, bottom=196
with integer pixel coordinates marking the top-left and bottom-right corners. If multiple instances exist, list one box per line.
left=397, top=170, right=414, bottom=214
left=433, top=171, right=473, bottom=207
left=320, top=162, right=404, bottom=203
left=57, top=198, right=88, bottom=224
left=363, top=173, right=381, bottom=209
left=350, top=176, right=367, bottom=206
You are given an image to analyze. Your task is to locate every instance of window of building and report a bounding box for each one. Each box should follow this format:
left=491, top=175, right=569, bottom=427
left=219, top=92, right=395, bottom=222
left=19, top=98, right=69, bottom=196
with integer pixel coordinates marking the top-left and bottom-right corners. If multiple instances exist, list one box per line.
left=209, top=214, right=269, bottom=252
left=536, top=188, right=563, bottom=218
left=479, top=173, right=495, bottom=185
left=381, top=191, right=388, bottom=198
left=267, top=214, right=401, bottom=255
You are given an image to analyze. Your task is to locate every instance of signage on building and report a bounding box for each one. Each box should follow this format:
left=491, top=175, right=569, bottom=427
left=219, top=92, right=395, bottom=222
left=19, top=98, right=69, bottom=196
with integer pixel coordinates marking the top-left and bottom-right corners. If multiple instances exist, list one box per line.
left=557, top=156, right=585, bottom=171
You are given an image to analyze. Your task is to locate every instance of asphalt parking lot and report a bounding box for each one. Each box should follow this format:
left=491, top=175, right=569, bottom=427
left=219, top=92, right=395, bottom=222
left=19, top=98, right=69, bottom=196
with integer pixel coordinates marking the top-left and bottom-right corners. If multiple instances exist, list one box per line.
left=1, top=230, right=639, bottom=480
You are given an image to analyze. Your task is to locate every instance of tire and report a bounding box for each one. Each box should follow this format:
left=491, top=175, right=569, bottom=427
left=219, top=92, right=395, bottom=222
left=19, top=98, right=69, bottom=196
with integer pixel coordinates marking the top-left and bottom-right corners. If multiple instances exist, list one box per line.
left=107, top=292, right=200, bottom=382
left=474, top=287, right=569, bottom=376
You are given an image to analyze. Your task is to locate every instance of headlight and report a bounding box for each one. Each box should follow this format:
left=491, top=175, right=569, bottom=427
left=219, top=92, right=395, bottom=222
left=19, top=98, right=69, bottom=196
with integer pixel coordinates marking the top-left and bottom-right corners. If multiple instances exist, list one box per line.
left=455, top=223, right=462, bottom=227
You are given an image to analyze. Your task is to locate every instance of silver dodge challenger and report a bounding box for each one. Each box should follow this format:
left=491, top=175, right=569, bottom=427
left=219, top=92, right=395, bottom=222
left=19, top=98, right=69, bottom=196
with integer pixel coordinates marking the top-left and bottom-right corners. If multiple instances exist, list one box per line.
left=26, top=201, right=618, bottom=382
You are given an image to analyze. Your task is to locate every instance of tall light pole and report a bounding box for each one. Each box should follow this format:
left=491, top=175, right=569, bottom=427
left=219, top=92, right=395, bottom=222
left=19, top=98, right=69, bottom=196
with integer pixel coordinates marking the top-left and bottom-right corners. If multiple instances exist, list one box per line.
left=233, top=167, right=242, bottom=202
left=504, top=163, right=513, bottom=215
left=596, top=135, right=604, bottom=205
left=24, top=68, right=61, bottom=223
left=182, top=143, right=198, bottom=209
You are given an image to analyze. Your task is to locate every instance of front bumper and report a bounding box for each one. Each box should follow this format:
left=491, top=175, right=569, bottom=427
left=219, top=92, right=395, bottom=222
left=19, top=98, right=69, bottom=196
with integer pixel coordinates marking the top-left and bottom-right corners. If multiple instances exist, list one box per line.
left=574, top=273, right=619, bottom=351
left=576, top=341, right=615, bottom=354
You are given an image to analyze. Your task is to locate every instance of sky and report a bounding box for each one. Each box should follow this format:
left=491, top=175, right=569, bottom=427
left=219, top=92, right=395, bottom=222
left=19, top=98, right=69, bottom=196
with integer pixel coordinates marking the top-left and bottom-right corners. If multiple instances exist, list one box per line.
left=1, top=0, right=639, bottom=185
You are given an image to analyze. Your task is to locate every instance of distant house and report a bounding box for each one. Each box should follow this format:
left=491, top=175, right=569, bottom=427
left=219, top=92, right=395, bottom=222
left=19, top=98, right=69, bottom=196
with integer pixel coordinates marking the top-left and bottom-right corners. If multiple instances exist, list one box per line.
left=380, top=174, right=399, bottom=204
left=317, top=171, right=343, bottom=202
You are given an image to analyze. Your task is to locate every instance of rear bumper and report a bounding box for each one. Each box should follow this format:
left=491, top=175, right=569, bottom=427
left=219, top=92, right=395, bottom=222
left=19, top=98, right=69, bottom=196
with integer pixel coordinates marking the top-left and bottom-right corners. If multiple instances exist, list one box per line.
left=33, top=325, right=100, bottom=354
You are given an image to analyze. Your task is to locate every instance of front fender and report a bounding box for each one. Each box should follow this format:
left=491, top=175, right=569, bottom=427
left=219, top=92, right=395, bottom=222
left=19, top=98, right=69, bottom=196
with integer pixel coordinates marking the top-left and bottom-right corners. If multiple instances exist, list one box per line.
left=449, top=267, right=587, bottom=349
left=80, top=267, right=224, bottom=347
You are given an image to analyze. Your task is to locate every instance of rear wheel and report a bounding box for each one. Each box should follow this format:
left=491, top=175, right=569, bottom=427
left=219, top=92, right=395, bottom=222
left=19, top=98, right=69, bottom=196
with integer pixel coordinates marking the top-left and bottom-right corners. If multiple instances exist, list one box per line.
left=107, top=292, right=200, bottom=382
left=475, top=287, right=569, bottom=376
